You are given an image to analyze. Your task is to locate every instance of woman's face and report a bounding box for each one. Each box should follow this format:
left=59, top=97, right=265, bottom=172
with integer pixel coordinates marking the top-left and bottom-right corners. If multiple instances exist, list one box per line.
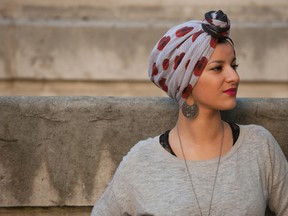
left=192, top=41, right=240, bottom=111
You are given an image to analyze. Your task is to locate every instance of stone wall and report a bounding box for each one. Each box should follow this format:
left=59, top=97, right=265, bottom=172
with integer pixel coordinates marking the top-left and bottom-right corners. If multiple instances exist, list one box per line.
left=0, top=0, right=288, bottom=97
left=0, top=96, right=287, bottom=215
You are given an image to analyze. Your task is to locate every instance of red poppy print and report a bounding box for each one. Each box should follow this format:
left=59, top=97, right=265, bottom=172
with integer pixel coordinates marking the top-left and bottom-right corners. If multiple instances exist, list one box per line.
left=210, top=37, right=218, bottom=48
left=162, top=59, right=170, bottom=70
left=176, top=26, right=194, bottom=37
left=192, top=30, right=203, bottom=42
left=157, top=36, right=171, bottom=51
left=159, top=78, right=168, bottom=92
left=193, top=57, right=208, bottom=76
left=182, top=84, right=193, bottom=99
left=152, top=63, right=158, bottom=76
left=174, top=52, right=185, bottom=70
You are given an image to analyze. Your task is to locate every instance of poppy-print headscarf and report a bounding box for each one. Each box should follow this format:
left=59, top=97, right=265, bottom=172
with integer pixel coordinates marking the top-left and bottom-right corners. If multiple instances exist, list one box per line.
left=148, top=10, right=231, bottom=106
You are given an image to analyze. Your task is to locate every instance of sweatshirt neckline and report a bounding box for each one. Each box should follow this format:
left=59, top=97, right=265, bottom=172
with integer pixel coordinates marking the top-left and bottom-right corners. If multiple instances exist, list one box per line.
left=154, top=124, right=245, bottom=166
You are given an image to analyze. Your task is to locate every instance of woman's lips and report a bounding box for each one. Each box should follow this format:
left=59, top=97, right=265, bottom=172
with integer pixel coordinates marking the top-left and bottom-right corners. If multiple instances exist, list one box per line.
left=223, top=88, right=237, bottom=96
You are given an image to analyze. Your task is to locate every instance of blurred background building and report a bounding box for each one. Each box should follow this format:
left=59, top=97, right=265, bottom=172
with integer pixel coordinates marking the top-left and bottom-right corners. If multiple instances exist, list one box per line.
left=0, top=0, right=287, bottom=98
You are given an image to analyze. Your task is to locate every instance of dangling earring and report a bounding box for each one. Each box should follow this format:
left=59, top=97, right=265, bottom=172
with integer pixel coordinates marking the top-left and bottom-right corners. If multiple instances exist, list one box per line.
left=181, top=100, right=199, bottom=118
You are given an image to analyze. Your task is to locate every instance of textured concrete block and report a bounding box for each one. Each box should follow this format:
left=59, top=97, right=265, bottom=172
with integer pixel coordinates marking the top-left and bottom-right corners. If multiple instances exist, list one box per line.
left=0, top=96, right=178, bottom=207
left=0, top=24, right=287, bottom=82
left=1, top=0, right=288, bottom=22
left=0, top=0, right=288, bottom=82
left=0, top=97, right=287, bottom=209
left=231, top=27, right=288, bottom=81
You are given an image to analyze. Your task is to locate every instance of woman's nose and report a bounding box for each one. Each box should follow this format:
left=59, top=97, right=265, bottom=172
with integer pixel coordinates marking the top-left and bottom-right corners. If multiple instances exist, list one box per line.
left=226, top=67, right=240, bottom=84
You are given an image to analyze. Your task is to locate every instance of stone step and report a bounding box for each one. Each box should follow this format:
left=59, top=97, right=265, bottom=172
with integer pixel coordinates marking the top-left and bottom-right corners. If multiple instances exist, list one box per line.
left=0, top=80, right=287, bottom=98
left=0, top=0, right=287, bottom=82
left=1, top=0, right=288, bottom=22
left=0, top=21, right=287, bottom=82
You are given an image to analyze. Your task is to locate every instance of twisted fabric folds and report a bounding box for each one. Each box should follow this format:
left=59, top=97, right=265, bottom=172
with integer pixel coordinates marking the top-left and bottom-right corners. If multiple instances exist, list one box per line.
left=148, top=10, right=231, bottom=106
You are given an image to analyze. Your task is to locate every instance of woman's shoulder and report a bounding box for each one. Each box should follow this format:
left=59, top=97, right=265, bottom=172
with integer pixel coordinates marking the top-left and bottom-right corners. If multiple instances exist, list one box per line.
left=237, top=124, right=280, bottom=155
left=126, top=136, right=160, bottom=157
left=238, top=124, right=274, bottom=140
left=116, top=136, right=160, bottom=171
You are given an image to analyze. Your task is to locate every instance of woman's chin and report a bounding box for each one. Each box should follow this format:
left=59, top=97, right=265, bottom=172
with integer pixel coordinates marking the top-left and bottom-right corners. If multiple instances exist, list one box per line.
left=221, top=99, right=237, bottom=111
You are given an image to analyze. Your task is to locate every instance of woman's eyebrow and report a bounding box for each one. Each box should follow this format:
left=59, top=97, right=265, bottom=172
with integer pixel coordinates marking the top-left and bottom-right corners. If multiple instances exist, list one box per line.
left=208, top=57, right=237, bottom=65
left=207, top=60, right=224, bottom=65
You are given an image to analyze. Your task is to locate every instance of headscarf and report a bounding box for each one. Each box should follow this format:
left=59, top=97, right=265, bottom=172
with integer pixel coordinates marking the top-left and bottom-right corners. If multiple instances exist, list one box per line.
left=148, top=10, right=231, bottom=106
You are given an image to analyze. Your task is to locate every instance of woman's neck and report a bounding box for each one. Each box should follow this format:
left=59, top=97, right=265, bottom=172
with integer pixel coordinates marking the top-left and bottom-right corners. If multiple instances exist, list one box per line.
left=178, top=110, right=223, bottom=145
left=169, top=110, right=231, bottom=160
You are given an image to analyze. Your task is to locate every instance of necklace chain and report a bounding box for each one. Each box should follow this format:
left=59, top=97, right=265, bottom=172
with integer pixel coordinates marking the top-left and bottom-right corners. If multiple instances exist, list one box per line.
left=176, top=122, right=224, bottom=216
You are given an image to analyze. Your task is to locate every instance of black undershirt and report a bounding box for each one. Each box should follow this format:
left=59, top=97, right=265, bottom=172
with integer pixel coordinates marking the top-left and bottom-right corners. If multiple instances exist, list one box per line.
left=159, top=122, right=240, bottom=157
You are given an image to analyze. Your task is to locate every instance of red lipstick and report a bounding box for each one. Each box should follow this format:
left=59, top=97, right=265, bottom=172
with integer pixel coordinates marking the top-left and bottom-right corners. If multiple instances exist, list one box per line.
left=223, top=88, right=237, bottom=96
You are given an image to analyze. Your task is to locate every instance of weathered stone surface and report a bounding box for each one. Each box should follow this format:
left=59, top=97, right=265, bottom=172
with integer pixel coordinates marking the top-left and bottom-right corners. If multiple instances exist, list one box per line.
left=0, top=24, right=287, bottom=82
left=1, top=0, right=287, bottom=22
left=0, top=96, right=179, bottom=207
left=0, top=207, right=92, bottom=216
left=0, top=80, right=287, bottom=98
left=0, top=0, right=288, bottom=82
left=0, top=97, right=287, bottom=209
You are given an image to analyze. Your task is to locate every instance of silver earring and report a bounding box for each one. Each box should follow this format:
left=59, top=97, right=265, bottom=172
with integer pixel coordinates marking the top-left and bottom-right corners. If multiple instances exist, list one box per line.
left=181, top=101, right=199, bottom=118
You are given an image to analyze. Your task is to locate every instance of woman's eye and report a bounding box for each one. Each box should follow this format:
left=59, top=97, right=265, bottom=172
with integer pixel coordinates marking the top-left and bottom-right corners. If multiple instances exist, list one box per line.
left=212, top=66, right=222, bottom=71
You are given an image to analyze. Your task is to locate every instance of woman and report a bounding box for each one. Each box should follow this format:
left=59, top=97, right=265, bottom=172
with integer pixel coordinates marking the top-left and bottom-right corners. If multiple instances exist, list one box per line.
left=91, top=10, right=288, bottom=216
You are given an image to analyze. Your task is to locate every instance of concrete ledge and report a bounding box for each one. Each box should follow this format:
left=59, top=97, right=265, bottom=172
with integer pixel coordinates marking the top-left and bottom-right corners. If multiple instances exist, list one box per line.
left=0, top=97, right=287, bottom=208
left=0, top=206, right=92, bottom=216
left=1, top=1, right=288, bottom=82
left=0, top=80, right=287, bottom=98
left=1, top=0, right=288, bottom=22
left=0, top=23, right=288, bottom=82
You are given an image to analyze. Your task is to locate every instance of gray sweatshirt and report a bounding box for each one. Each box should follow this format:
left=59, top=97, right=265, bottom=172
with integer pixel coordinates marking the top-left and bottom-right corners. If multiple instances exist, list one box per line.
left=91, top=124, right=288, bottom=216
